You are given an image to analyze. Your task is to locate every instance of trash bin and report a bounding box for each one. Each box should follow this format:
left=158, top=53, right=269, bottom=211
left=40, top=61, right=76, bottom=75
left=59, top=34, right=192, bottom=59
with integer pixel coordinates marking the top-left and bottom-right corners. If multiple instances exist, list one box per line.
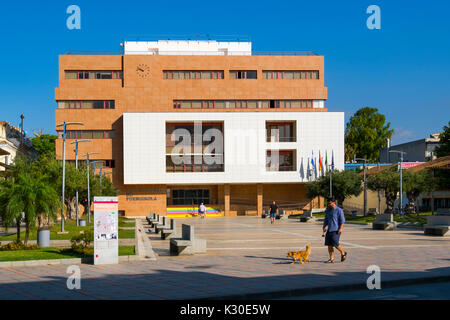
left=351, top=210, right=358, bottom=217
left=79, top=219, right=86, bottom=227
left=37, top=227, right=51, bottom=247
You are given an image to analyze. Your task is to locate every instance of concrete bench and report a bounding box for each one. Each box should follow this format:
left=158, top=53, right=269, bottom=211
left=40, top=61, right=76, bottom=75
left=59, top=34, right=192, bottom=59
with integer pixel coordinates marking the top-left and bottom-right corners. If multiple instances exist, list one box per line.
left=161, top=219, right=179, bottom=240
left=372, top=214, right=396, bottom=230
left=155, top=217, right=170, bottom=234
left=424, top=216, right=450, bottom=236
left=170, top=224, right=206, bottom=255
left=368, top=208, right=379, bottom=216
left=150, top=214, right=162, bottom=228
left=300, top=210, right=315, bottom=223
left=146, top=213, right=156, bottom=225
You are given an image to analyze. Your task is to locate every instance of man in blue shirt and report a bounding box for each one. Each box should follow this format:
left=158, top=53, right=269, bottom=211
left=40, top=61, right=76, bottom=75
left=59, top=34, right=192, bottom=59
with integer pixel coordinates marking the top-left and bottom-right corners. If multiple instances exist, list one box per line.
left=322, top=196, right=348, bottom=263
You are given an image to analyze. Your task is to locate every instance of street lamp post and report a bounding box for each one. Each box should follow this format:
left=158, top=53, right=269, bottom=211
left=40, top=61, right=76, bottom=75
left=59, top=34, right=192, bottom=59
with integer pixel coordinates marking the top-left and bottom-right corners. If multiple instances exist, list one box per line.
left=85, top=152, right=99, bottom=223
left=19, top=114, right=24, bottom=152
left=70, top=139, right=90, bottom=227
left=354, top=157, right=368, bottom=216
left=56, top=121, right=83, bottom=232
left=389, top=150, right=407, bottom=215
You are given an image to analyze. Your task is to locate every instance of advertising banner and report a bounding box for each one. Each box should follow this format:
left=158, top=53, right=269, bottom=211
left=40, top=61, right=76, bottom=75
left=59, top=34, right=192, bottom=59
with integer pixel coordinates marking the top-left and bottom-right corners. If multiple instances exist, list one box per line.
left=398, top=162, right=424, bottom=170
left=93, top=196, right=119, bottom=265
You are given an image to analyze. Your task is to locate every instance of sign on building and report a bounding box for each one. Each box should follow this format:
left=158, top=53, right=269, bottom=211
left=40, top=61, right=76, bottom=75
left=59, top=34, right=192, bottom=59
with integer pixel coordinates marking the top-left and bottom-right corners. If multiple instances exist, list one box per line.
left=94, top=197, right=118, bottom=265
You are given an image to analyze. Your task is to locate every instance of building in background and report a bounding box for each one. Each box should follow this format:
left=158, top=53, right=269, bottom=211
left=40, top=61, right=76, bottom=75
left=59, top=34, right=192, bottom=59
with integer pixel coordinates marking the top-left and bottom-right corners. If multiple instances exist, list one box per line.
left=0, top=121, right=33, bottom=173
left=380, top=133, right=442, bottom=163
left=55, top=39, right=344, bottom=217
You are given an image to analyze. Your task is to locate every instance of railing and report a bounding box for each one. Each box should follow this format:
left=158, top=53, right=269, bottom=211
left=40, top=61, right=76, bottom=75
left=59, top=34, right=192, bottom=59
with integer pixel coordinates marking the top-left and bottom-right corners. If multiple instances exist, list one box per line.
left=66, top=50, right=319, bottom=56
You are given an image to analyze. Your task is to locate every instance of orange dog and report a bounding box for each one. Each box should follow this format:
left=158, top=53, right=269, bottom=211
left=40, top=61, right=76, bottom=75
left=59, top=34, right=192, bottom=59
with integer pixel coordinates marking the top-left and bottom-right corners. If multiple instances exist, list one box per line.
left=287, top=245, right=311, bottom=264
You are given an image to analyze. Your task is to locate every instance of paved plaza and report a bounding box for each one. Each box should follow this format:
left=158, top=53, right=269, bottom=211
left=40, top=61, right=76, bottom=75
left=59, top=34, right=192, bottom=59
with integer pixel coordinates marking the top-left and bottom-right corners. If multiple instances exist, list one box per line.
left=1, top=216, right=450, bottom=299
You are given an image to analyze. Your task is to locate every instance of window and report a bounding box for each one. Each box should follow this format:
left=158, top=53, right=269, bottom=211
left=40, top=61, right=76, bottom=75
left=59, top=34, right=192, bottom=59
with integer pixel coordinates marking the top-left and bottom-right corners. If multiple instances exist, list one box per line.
left=57, top=100, right=115, bottom=109
left=166, top=122, right=224, bottom=173
left=266, top=150, right=296, bottom=171
left=263, top=70, right=319, bottom=80
left=170, top=189, right=210, bottom=205
left=230, top=70, right=257, bottom=79
left=64, top=71, right=122, bottom=80
left=266, top=122, right=296, bottom=142
left=163, top=71, right=224, bottom=80
left=58, top=130, right=115, bottom=139
left=172, top=100, right=314, bottom=109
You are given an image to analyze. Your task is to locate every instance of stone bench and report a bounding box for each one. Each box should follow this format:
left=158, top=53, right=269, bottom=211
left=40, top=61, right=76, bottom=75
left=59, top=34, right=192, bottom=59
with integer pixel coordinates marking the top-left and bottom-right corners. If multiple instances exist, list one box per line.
left=368, top=208, right=379, bottom=216
left=300, top=210, right=315, bottom=223
left=372, top=214, right=396, bottom=230
left=161, top=219, right=179, bottom=240
left=155, top=217, right=171, bottom=234
left=146, top=213, right=156, bottom=225
left=150, top=214, right=162, bottom=228
left=170, top=224, right=206, bottom=255
left=424, top=216, right=450, bottom=237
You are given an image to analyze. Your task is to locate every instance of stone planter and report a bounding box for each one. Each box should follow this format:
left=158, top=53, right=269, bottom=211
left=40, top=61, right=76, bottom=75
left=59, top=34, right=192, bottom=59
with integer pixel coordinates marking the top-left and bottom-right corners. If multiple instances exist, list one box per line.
left=79, top=219, right=86, bottom=227
left=37, top=227, right=51, bottom=247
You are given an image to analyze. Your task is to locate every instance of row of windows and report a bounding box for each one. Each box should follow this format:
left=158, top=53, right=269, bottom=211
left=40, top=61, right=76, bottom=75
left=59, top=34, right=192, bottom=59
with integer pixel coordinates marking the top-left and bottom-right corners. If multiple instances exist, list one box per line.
left=66, top=159, right=116, bottom=168
left=163, top=71, right=224, bottom=80
left=64, top=70, right=319, bottom=80
left=57, top=100, right=115, bottom=109
left=58, top=130, right=115, bottom=139
left=65, top=71, right=123, bottom=80
left=170, top=189, right=210, bottom=205
left=173, top=100, right=315, bottom=109
left=263, top=71, right=319, bottom=80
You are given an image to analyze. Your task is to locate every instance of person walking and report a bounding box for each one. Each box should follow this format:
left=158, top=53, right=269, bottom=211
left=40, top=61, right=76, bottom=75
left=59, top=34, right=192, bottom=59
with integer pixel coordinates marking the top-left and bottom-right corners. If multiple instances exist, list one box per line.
left=269, top=201, right=278, bottom=224
left=322, top=196, right=347, bottom=263
left=198, top=202, right=206, bottom=219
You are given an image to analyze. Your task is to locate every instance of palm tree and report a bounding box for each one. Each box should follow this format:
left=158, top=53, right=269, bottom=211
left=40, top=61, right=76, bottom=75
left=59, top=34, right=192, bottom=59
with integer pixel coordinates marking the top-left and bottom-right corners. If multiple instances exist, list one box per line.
left=0, top=157, right=60, bottom=244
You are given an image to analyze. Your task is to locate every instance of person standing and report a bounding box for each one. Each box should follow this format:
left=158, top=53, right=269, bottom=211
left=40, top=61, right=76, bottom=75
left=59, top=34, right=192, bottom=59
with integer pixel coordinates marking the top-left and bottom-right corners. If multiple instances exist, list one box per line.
left=198, top=203, right=206, bottom=219
left=322, top=196, right=347, bottom=263
left=269, top=201, right=278, bottom=224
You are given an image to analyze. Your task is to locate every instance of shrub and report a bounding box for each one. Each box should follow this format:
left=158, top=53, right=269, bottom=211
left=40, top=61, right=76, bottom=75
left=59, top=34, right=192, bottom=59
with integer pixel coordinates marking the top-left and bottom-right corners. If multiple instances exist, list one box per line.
left=70, top=230, right=93, bottom=250
left=0, top=240, right=40, bottom=251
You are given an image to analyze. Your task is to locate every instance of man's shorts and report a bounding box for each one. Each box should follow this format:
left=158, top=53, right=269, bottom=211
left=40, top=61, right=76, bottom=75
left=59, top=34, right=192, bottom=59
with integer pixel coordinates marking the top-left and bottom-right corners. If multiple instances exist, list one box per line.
left=270, top=212, right=277, bottom=218
left=325, top=231, right=341, bottom=247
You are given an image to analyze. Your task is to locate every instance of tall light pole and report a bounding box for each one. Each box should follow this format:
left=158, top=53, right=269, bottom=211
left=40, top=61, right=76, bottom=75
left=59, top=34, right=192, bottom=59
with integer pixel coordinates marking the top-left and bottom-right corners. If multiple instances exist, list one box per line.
left=56, top=121, right=83, bottom=232
left=70, top=139, right=90, bottom=227
left=389, top=150, right=407, bottom=215
left=354, top=157, right=368, bottom=216
left=85, top=152, right=99, bottom=223
left=19, top=114, right=24, bottom=152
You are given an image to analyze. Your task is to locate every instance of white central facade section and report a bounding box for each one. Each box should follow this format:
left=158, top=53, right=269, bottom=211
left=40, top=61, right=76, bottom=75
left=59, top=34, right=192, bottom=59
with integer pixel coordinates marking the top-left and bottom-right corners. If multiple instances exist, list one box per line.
left=124, top=40, right=252, bottom=55
left=123, top=112, right=344, bottom=185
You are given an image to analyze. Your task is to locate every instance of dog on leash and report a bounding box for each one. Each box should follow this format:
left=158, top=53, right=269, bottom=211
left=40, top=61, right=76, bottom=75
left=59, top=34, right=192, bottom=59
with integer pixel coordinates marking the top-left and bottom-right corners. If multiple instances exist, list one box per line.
left=287, top=245, right=311, bottom=264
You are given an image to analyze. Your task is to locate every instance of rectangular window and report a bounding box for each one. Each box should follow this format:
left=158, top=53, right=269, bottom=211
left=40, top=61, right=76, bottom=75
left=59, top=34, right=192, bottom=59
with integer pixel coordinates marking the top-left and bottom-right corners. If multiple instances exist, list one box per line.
left=230, top=70, right=257, bottom=79
left=57, top=100, right=115, bottom=110
left=263, top=70, right=320, bottom=80
left=165, top=122, right=224, bottom=173
left=266, top=122, right=296, bottom=142
left=64, top=71, right=122, bottom=79
left=266, top=150, right=296, bottom=171
left=163, top=71, right=224, bottom=80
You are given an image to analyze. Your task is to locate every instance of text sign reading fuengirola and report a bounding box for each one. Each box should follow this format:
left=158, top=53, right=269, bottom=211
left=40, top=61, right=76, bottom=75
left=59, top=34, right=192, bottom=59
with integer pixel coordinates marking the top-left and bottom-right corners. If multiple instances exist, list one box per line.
left=94, top=197, right=119, bottom=265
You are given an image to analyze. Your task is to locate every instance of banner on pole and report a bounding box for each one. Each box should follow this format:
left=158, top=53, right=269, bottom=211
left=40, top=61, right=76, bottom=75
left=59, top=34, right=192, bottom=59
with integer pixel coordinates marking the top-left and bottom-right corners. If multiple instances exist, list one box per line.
left=94, top=196, right=119, bottom=265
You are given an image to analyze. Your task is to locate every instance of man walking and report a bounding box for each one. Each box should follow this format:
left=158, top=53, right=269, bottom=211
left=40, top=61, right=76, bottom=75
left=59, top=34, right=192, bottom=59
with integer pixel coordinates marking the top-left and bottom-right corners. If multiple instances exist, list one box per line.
left=198, top=202, right=206, bottom=219
left=322, top=196, right=347, bottom=263
left=269, top=201, right=278, bottom=224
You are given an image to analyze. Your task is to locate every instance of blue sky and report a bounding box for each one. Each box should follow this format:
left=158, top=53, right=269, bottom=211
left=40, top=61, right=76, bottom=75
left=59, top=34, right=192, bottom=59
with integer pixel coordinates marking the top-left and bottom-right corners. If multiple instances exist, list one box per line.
left=0, top=0, right=449, bottom=145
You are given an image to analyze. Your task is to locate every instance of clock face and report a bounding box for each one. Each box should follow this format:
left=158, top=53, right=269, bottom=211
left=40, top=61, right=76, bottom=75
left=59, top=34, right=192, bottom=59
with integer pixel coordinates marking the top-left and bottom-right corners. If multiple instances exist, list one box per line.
left=136, top=64, right=150, bottom=78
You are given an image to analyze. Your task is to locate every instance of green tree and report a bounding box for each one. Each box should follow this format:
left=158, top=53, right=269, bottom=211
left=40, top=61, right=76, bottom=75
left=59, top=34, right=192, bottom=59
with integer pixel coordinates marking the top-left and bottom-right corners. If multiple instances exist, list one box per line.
left=367, top=167, right=400, bottom=213
left=345, top=107, right=394, bottom=162
left=0, top=156, right=60, bottom=244
left=32, top=134, right=57, bottom=158
left=403, top=170, right=436, bottom=215
left=306, top=170, right=363, bottom=206
left=434, top=121, right=450, bottom=158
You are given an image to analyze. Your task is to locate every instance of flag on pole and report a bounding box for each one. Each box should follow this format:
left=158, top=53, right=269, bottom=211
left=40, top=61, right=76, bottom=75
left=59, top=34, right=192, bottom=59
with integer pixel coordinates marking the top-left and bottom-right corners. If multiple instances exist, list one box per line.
left=299, top=157, right=305, bottom=181
left=325, top=151, right=328, bottom=174
left=307, top=157, right=311, bottom=181
left=311, top=151, right=315, bottom=172
left=319, top=151, right=323, bottom=176
left=314, top=157, right=318, bottom=179
left=331, top=150, right=335, bottom=170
